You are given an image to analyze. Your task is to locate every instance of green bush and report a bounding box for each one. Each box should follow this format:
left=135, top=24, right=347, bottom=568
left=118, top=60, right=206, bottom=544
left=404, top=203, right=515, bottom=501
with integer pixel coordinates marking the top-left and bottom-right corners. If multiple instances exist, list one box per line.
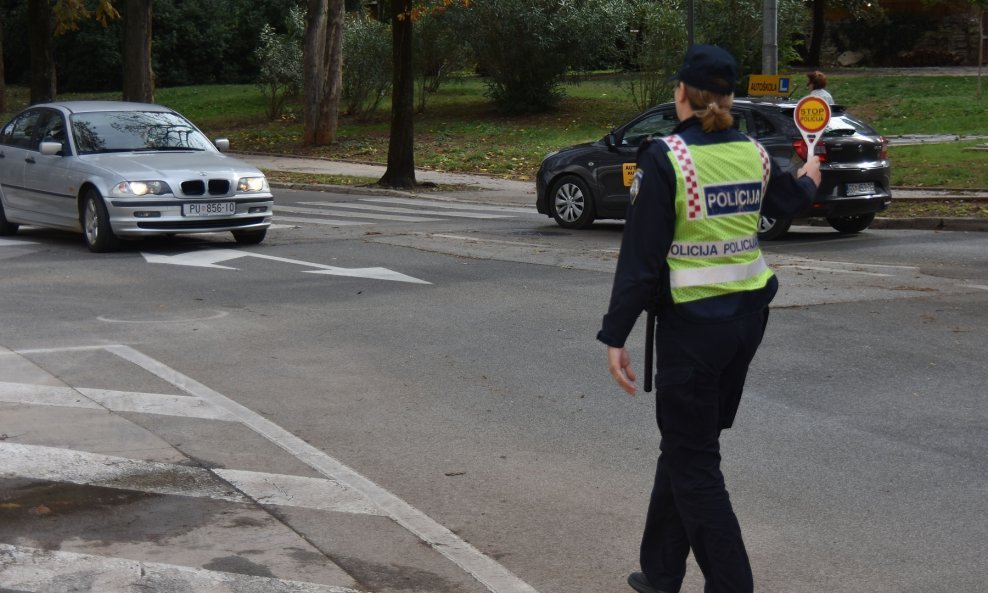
left=254, top=6, right=304, bottom=120
left=413, top=9, right=471, bottom=112
left=463, top=0, right=627, bottom=114
left=342, top=14, right=392, bottom=119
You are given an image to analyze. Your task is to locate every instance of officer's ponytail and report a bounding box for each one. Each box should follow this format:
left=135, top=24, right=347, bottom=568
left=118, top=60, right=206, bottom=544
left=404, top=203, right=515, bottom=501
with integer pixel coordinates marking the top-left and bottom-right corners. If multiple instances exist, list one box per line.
left=684, top=84, right=734, bottom=133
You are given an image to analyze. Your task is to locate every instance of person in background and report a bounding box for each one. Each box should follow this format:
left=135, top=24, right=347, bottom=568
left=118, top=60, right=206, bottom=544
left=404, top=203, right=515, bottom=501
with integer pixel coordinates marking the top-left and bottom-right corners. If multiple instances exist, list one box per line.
left=807, top=70, right=835, bottom=104
left=598, top=45, right=821, bottom=593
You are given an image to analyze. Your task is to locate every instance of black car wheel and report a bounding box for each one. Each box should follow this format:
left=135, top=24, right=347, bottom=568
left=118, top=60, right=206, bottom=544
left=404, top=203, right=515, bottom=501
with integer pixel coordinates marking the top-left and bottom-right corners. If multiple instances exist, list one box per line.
left=0, top=200, right=19, bottom=236
left=757, top=215, right=791, bottom=240
left=550, top=175, right=595, bottom=229
left=232, top=229, right=267, bottom=245
left=827, top=213, right=875, bottom=234
left=82, top=189, right=120, bottom=252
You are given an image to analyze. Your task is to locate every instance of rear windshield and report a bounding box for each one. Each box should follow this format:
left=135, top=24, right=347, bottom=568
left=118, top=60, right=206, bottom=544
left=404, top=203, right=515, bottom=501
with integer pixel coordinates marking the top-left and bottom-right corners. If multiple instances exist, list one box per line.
left=71, top=110, right=212, bottom=155
left=824, top=113, right=878, bottom=137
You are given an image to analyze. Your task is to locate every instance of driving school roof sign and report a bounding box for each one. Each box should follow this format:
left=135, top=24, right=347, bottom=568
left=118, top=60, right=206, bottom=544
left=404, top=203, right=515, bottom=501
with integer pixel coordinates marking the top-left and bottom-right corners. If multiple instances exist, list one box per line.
left=747, top=75, right=791, bottom=96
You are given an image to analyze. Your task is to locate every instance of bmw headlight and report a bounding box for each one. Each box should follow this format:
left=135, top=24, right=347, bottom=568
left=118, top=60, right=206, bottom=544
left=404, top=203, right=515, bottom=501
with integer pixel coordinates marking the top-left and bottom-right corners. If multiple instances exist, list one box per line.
left=112, top=180, right=171, bottom=196
left=237, top=176, right=269, bottom=193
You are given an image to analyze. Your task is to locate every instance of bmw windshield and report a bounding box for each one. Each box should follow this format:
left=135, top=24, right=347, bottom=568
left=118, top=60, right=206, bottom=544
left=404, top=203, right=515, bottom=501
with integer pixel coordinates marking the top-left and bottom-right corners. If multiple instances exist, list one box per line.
left=71, top=110, right=213, bottom=155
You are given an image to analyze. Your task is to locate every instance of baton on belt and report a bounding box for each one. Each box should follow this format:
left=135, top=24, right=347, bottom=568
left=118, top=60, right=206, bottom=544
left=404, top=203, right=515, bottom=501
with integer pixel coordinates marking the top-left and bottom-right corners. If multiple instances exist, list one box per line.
left=644, top=308, right=655, bottom=393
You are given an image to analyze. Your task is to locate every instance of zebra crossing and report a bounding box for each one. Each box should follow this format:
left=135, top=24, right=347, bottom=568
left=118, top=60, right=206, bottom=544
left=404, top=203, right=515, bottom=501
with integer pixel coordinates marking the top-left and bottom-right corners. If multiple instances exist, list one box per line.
left=274, top=197, right=535, bottom=228
left=0, top=345, right=537, bottom=593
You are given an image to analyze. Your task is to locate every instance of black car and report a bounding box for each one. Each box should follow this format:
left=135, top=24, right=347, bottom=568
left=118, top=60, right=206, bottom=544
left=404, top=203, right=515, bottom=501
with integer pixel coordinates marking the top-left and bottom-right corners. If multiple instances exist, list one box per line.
left=535, top=98, right=891, bottom=239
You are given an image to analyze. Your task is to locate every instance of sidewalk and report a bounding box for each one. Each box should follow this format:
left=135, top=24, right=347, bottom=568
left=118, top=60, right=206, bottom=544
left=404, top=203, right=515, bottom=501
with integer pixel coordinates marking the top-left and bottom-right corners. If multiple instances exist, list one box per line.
left=238, top=153, right=988, bottom=232
left=0, top=345, right=511, bottom=593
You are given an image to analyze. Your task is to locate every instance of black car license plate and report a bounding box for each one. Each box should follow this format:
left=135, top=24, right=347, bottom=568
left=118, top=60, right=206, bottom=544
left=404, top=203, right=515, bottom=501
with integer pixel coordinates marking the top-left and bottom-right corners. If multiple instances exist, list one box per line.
left=846, top=182, right=875, bottom=197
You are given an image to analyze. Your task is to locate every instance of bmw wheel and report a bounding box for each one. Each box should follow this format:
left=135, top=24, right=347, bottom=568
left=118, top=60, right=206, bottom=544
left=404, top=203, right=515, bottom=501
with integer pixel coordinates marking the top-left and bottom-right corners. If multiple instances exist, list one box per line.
left=82, top=189, right=120, bottom=252
left=757, top=215, right=791, bottom=241
left=550, top=175, right=595, bottom=229
left=0, top=200, right=18, bottom=236
left=827, top=213, right=875, bottom=234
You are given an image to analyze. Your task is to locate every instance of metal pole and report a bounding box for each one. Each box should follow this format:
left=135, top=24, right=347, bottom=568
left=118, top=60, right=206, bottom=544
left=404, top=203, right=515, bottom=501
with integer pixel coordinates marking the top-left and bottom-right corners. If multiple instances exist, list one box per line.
left=762, top=0, right=778, bottom=74
left=687, top=0, right=694, bottom=47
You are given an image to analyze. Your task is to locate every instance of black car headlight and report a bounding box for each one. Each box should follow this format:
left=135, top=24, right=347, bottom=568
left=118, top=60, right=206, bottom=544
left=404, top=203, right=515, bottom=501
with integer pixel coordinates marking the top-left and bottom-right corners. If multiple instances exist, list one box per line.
left=112, top=180, right=172, bottom=196
left=237, top=176, right=269, bottom=193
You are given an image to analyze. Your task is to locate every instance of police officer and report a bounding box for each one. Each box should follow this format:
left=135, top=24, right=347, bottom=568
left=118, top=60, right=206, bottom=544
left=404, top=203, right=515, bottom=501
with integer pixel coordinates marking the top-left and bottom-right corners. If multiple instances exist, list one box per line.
left=597, top=45, right=821, bottom=593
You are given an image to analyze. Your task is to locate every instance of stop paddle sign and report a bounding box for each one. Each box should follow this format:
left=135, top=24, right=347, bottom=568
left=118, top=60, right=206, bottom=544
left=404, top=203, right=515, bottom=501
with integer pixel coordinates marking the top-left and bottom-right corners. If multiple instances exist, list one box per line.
left=794, top=96, right=831, bottom=161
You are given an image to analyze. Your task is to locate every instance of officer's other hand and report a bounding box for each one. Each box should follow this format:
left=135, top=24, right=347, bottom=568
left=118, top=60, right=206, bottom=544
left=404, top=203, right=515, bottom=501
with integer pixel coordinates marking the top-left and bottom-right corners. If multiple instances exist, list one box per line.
left=797, top=155, right=822, bottom=187
left=607, top=346, right=637, bottom=396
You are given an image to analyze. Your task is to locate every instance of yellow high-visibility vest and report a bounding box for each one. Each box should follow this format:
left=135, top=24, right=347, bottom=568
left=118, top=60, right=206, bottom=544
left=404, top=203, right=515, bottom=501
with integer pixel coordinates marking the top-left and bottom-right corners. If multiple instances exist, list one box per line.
left=660, top=134, right=774, bottom=304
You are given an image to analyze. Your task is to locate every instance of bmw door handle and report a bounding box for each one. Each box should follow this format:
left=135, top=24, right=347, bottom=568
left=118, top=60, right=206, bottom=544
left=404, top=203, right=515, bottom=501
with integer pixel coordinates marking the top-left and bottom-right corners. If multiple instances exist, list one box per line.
left=25, top=156, right=36, bottom=164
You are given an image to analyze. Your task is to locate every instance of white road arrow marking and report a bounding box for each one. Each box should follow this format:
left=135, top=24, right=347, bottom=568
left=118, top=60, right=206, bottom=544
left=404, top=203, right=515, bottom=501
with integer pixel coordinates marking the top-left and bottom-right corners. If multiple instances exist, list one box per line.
left=141, top=248, right=430, bottom=284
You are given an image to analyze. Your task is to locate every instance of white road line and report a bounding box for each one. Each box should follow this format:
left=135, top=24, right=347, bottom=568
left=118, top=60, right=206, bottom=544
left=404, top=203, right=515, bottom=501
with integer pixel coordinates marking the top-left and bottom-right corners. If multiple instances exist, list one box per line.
left=358, top=197, right=535, bottom=214
left=78, top=387, right=238, bottom=421
left=276, top=205, right=440, bottom=222
left=215, top=468, right=385, bottom=516
left=0, top=381, right=102, bottom=410
left=0, top=442, right=384, bottom=515
left=102, top=344, right=540, bottom=593
left=0, top=543, right=362, bottom=593
left=0, top=442, right=247, bottom=502
left=275, top=215, right=372, bottom=226
left=298, top=201, right=514, bottom=219
left=963, top=284, right=988, bottom=290
left=0, top=381, right=236, bottom=421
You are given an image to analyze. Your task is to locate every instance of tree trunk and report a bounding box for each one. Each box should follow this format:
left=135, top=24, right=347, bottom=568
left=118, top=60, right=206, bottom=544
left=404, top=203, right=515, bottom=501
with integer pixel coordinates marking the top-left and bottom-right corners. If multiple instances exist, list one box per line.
left=28, top=0, right=56, bottom=104
left=122, top=0, right=155, bottom=103
left=978, top=8, right=984, bottom=100
left=316, top=0, right=344, bottom=145
left=0, top=16, right=6, bottom=113
left=807, top=0, right=826, bottom=67
left=303, top=0, right=328, bottom=146
left=380, top=0, right=415, bottom=189
left=302, top=0, right=344, bottom=146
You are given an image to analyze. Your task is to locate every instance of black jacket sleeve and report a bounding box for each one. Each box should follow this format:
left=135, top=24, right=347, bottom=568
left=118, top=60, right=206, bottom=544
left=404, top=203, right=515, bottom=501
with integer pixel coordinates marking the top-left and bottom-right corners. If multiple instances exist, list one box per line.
left=761, top=158, right=818, bottom=218
left=596, top=142, right=675, bottom=348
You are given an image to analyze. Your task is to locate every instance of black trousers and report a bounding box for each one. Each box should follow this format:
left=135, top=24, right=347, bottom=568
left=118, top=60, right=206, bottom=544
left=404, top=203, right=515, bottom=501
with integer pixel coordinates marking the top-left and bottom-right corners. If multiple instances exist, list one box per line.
left=640, top=308, right=769, bottom=593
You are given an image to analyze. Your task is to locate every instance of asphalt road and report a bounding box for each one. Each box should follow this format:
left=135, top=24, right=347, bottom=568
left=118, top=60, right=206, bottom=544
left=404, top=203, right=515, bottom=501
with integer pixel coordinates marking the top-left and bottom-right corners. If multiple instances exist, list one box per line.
left=1, top=187, right=985, bottom=593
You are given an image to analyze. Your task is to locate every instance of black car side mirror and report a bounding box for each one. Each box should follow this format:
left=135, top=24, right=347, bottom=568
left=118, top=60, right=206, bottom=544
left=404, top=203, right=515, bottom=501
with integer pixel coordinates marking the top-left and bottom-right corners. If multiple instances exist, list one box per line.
left=605, top=133, right=618, bottom=150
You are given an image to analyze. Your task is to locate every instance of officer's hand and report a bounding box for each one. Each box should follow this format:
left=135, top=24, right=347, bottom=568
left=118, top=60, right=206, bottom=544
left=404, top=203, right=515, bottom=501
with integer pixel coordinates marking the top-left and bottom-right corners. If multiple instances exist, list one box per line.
left=797, top=155, right=822, bottom=187
left=607, top=346, right=637, bottom=396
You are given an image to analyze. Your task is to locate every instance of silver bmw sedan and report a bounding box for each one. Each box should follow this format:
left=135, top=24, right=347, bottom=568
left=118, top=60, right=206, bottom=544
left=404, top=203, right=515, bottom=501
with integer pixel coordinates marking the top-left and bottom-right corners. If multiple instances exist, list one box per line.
left=0, top=101, right=273, bottom=252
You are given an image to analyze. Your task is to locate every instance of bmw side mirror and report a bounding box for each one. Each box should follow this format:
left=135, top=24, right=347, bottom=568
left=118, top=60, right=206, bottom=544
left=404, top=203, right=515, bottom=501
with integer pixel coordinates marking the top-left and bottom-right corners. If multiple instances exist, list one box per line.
left=40, top=141, right=63, bottom=156
left=214, top=138, right=230, bottom=152
left=605, top=133, right=618, bottom=150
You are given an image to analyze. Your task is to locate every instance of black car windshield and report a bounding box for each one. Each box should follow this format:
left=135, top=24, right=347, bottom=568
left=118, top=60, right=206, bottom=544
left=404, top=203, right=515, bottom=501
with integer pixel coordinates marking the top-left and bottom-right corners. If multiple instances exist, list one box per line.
left=70, top=110, right=212, bottom=155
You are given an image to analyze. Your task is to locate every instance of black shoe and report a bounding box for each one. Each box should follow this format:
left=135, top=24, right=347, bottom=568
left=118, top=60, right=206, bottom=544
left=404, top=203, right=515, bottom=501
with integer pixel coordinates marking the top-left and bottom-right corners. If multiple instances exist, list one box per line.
left=627, top=571, right=672, bottom=593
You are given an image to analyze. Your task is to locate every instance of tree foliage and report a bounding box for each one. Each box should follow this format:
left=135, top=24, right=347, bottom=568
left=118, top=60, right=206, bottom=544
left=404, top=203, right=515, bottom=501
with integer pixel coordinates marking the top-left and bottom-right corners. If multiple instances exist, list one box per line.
left=256, top=6, right=305, bottom=120
left=462, top=0, right=626, bottom=113
left=52, top=0, right=119, bottom=35
left=695, top=0, right=807, bottom=79
left=622, top=0, right=687, bottom=110
left=412, top=9, right=469, bottom=112
left=342, top=14, right=392, bottom=118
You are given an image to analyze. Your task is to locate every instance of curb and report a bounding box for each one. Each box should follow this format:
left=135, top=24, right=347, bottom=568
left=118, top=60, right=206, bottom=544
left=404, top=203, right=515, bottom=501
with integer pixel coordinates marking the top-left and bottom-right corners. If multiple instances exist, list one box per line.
left=871, top=216, right=988, bottom=232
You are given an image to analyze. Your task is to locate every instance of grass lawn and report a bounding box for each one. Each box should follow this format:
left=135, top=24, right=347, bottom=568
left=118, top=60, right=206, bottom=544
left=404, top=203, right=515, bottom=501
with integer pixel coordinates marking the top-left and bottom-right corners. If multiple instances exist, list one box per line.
left=1, top=72, right=985, bottom=191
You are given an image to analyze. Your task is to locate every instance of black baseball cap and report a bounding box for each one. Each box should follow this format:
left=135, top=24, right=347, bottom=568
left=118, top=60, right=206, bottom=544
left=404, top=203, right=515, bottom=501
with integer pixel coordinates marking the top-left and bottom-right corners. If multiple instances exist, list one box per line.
left=671, top=44, right=738, bottom=95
